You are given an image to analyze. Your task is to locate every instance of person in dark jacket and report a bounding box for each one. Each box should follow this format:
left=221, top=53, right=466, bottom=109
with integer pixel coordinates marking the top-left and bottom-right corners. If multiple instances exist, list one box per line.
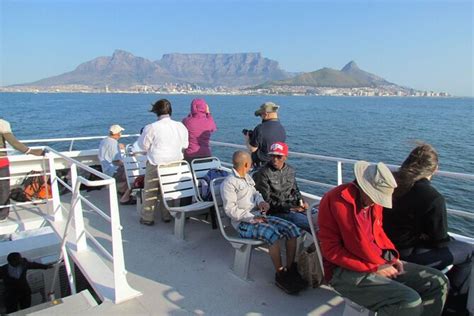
left=245, top=102, right=286, bottom=168
left=0, top=252, right=52, bottom=313
left=253, top=142, right=315, bottom=232
left=383, top=144, right=473, bottom=315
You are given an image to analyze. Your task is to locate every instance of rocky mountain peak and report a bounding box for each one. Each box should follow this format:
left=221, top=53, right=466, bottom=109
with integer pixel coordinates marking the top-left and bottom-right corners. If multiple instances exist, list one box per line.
left=341, top=61, right=360, bottom=72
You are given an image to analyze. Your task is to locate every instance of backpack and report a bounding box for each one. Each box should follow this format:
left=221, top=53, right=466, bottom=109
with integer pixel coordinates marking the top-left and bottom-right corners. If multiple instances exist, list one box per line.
left=22, top=171, right=52, bottom=201
left=200, top=169, right=229, bottom=201
left=133, top=175, right=145, bottom=189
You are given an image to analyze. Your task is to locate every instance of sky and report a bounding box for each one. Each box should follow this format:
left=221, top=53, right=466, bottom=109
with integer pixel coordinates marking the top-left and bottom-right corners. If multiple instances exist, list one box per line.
left=1, top=0, right=473, bottom=96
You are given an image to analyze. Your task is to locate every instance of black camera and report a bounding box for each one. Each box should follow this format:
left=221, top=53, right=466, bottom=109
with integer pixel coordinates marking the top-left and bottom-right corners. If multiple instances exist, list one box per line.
left=242, top=129, right=253, bottom=138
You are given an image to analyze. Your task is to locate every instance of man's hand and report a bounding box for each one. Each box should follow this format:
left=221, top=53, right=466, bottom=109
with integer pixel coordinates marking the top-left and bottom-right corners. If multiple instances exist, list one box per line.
left=392, top=259, right=404, bottom=274
left=251, top=216, right=267, bottom=224
left=290, top=200, right=309, bottom=213
left=119, top=143, right=125, bottom=150
left=375, top=264, right=399, bottom=279
left=30, top=149, right=45, bottom=156
left=258, top=201, right=270, bottom=214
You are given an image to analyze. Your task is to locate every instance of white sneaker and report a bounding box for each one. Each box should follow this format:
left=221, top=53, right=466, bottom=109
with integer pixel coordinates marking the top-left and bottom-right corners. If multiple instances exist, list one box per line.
left=0, top=218, right=8, bottom=223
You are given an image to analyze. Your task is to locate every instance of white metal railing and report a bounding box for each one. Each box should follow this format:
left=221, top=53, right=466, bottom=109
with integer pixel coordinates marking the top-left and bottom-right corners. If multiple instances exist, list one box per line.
left=19, top=134, right=140, bottom=152
left=213, top=141, right=474, bottom=221
left=1, top=144, right=140, bottom=303
left=44, top=146, right=140, bottom=303
left=6, top=135, right=474, bottom=222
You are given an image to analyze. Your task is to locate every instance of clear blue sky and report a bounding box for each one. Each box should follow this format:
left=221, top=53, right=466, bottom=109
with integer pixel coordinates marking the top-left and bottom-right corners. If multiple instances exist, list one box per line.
left=1, top=0, right=472, bottom=96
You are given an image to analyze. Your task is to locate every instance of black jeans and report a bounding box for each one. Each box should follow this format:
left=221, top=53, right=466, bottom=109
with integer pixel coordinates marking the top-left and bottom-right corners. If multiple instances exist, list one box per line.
left=401, top=239, right=473, bottom=295
left=0, top=166, right=10, bottom=220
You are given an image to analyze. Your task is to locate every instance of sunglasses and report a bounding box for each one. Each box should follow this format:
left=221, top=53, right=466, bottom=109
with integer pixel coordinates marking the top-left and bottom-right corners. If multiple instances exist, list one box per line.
left=270, top=154, right=285, bottom=160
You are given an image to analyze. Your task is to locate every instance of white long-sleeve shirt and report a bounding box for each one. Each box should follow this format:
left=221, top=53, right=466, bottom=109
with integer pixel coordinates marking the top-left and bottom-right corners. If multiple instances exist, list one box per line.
left=137, top=115, right=189, bottom=166
left=221, top=169, right=265, bottom=228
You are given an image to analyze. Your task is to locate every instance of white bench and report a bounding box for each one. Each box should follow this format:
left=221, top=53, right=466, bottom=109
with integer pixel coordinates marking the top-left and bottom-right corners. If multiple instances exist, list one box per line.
left=210, top=177, right=265, bottom=280
left=122, top=152, right=147, bottom=212
left=157, top=160, right=214, bottom=240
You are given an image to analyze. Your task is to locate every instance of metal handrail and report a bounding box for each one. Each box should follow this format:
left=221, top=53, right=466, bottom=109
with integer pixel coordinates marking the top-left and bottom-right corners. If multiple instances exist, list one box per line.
left=43, top=147, right=140, bottom=303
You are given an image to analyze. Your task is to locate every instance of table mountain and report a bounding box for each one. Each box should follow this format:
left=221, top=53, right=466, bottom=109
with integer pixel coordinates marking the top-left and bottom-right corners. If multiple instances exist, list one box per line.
left=22, top=50, right=290, bottom=88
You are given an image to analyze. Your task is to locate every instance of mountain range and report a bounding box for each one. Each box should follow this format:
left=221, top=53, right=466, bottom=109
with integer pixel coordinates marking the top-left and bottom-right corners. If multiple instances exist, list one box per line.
left=13, top=50, right=403, bottom=90
left=259, top=61, right=393, bottom=88
left=24, top=50, right=290, bottom=88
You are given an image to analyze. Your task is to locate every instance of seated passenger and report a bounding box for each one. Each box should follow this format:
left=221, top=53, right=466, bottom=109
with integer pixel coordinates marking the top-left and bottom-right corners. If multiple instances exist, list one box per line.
left=221, top=150, right=306, bottom=294
left=98, top=124, right=133, bottom=204
left=253, top=142, right=315, bottom=232
left=383, top=144, right=473, bottom=315
left=318, top=161, right=448, bottom=316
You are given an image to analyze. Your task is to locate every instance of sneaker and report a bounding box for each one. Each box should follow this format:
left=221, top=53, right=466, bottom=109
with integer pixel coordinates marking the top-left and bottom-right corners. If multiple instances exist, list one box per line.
left=275, top=268, right=300, bottom=295
left=289, top=262, right=308, bottom=290
left=139, top=218, right=155, bottom=226
left=0, top=217, right=7, bottom=223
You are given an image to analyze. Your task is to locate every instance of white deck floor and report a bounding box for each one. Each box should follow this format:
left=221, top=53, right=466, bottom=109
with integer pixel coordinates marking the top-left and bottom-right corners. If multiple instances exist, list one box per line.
left=56, top=189, right=345, bottom=315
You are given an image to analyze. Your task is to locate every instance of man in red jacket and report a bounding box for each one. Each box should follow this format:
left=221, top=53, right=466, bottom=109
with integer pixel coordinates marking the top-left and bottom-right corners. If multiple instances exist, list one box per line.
left=318, top=161, right=448, bottom=316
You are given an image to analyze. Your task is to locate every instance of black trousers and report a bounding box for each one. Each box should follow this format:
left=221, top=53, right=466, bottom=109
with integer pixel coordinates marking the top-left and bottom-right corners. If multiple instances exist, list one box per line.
left=0, top=166, right=10, bottom=220
left=401, top=239, right=473, bottom=295
left=5, top=289, right=32, bottom=313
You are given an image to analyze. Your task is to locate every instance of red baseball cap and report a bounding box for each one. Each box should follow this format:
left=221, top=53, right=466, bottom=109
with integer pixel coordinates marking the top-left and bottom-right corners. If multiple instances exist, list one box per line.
left=268, top=142, right=288, bottom=156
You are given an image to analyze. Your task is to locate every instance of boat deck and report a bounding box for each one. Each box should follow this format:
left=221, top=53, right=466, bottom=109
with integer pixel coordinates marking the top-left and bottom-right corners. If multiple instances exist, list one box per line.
left=3, top=189, right=344, bottom=315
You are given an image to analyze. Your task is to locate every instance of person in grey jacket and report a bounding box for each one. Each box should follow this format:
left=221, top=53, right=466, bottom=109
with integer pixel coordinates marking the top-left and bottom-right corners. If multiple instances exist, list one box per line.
left=253, top=142, right=315, bottom=232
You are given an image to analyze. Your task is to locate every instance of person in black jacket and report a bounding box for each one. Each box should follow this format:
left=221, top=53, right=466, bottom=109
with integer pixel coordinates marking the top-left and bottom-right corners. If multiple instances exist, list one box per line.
left=383, top=144, right=473, bottom=315
left=245, top=102, right=286, bottom=168
left=0, top=252, right=52, bottom=313
left=253, top=142, right=315, bottom=232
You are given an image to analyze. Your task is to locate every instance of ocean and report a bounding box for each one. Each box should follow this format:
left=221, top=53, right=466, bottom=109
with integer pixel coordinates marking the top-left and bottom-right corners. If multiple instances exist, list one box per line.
left=1, top=93, right=473, bottom=236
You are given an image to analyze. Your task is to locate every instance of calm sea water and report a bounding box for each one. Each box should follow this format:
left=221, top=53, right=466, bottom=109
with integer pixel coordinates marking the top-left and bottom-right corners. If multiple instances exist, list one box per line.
left=1, top=93, right=473, bottom=236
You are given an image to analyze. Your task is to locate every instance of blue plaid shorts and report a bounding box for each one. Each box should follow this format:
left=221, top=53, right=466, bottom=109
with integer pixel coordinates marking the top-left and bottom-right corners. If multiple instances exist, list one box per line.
left=238, top=216, right=301, bottom=245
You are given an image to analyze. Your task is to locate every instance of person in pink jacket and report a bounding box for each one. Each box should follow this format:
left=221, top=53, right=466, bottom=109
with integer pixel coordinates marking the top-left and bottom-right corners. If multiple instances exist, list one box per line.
left=182, top=98, right=217, bottom=161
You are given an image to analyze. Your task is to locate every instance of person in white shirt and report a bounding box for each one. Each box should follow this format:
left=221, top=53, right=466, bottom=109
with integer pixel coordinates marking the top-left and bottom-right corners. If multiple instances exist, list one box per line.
left=137, top=99, right=188, bottom=225
left=98, top=125, right=132, bottom=204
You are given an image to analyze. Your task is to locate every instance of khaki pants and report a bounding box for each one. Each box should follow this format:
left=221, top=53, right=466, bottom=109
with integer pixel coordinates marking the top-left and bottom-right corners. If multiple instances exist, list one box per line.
left=330, top=261, right=448, bottom=316
left=141, top=162, right=171, bottom=222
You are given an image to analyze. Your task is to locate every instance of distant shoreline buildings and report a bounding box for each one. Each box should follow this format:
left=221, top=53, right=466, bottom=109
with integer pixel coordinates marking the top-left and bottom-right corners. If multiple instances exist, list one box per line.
left=0, top=83, right=451, bottom=97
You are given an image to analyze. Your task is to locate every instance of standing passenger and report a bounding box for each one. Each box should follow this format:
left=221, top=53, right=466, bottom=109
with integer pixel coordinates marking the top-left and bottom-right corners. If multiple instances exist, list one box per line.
left=182, top=98, right=217, bottom=162
left=0, top=252, right=53, bottom=313
left=137, top=99, right=188, bottom=225
left=0, top=118, right=44, bottom=222
left=318, top=161, right=448, bottom=316
left=244, top=102, right=286, bottom=168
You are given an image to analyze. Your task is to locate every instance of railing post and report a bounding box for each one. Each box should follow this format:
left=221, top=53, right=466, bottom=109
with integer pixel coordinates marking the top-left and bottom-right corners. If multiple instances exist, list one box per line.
left=69, top=140, right=75, bottom=152
left=108, top=179, right=130, bottom=302
left=70, top=165, right=87, bottom=252
left=47, top=152, right=63, bottom=221
left=62, top=244, right=77, bottom=295
left=337, top=161, right=343, bottom=185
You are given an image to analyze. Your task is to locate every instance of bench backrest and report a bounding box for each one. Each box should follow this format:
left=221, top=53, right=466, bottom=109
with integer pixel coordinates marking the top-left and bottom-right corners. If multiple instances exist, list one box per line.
left=158, top=160, right=198, bottom=202
left=210, top=177, right=234, bottom=241
left=123, top=154, right=147, bottom=190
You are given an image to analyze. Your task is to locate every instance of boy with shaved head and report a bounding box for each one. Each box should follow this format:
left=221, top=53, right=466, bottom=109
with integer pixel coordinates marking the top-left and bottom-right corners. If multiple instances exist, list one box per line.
left=221, top=150, right=306, bottom=294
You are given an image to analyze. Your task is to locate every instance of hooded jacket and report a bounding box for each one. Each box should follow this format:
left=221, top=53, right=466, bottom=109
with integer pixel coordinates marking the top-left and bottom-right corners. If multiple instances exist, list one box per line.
left=318, top=182, right=398, bottom=281
left=182, top=100, right=217, bottom=159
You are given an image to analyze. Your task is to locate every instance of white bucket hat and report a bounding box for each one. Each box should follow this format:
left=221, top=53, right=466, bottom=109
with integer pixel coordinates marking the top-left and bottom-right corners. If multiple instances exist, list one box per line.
left=354, top=161, right=397, bottom=208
